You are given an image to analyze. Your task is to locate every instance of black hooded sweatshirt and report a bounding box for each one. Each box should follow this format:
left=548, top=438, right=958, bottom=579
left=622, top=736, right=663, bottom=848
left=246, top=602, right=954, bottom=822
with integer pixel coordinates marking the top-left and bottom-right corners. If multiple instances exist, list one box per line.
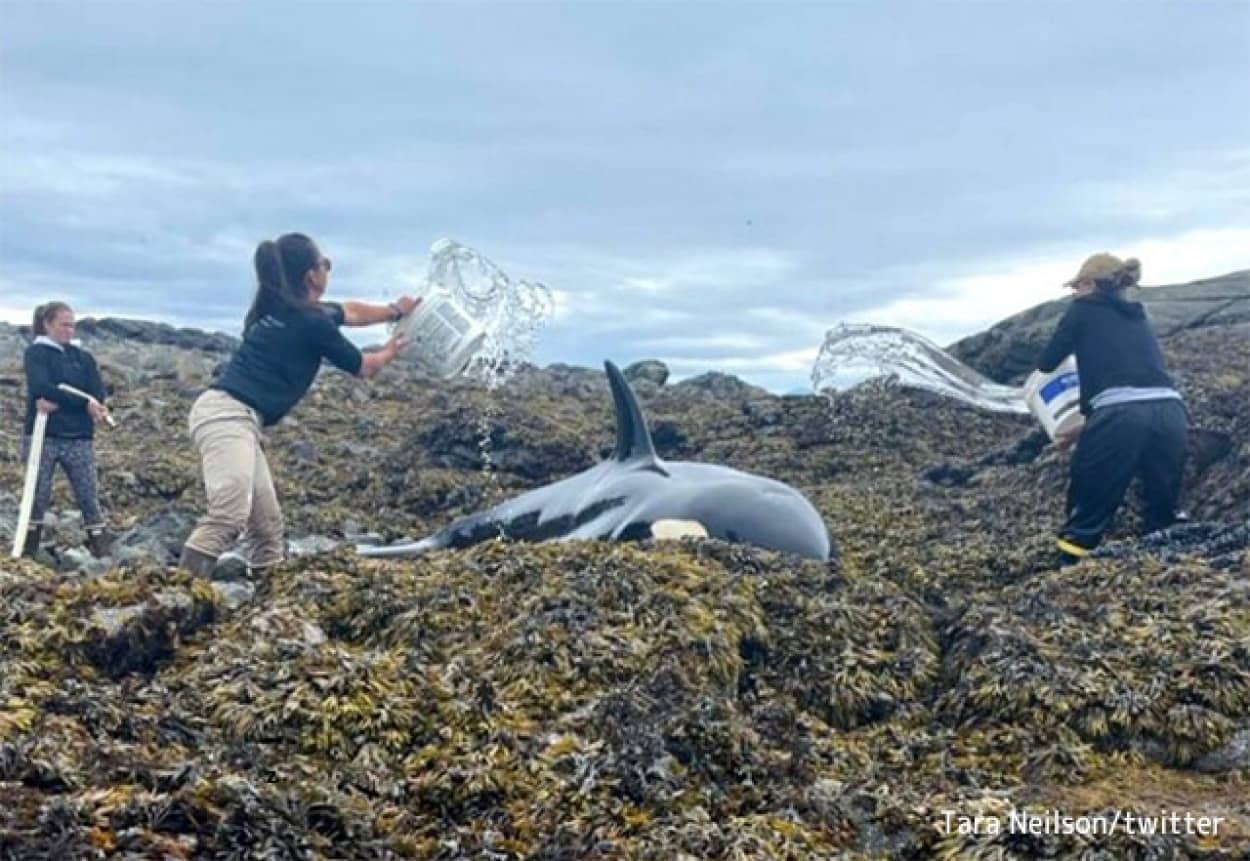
left=23, top=340, right=107, bottom=438
left=1037, top=291, right=1175, bottom=416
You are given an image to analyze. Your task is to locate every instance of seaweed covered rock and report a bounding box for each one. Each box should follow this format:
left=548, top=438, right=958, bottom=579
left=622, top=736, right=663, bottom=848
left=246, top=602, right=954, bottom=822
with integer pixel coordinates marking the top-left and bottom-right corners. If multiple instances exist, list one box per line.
left=1, top=280, right=1249, bottom=857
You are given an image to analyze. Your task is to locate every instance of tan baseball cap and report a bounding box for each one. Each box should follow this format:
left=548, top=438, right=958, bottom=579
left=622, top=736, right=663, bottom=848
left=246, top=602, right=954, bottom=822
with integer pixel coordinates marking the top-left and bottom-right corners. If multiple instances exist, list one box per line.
left=1064, top=252, right=1125, bottom=287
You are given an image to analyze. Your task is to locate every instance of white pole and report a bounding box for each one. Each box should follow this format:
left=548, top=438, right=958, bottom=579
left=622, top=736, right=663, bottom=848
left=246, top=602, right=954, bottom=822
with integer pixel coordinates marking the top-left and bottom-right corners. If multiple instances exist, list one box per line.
left=57, top=383, right=116, bottom=427
left=12, top=411, right=48, bottom=558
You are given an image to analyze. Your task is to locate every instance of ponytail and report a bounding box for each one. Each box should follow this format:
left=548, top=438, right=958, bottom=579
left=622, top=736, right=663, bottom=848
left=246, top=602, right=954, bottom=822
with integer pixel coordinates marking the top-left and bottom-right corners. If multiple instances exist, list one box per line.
left=243, top=233, right=320, bottom=329
left=32, top=301, right=71, bottom=336
left=1095, top=257, right=1142, bottom=295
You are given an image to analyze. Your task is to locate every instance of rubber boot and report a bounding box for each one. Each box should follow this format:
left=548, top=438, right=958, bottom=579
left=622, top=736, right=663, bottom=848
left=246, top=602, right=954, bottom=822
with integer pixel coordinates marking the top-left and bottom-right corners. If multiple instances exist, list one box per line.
left=86, top=526, right=113, bottom=559
left=178, top=545, right=218, bottom=578
left=20, top=525, right=42, bottom=558
left=1056, top=536, right=1092, bottom=567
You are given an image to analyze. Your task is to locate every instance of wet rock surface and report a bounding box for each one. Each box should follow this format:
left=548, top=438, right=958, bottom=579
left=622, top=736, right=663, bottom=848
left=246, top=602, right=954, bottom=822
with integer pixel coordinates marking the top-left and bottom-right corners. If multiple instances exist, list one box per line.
left=0, top=291, right=1248, bottom=858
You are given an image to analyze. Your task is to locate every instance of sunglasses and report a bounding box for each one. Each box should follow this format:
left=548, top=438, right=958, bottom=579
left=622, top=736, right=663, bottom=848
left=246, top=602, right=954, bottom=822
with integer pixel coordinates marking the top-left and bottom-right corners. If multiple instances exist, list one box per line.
left=316, top=257, right=333, bottom=272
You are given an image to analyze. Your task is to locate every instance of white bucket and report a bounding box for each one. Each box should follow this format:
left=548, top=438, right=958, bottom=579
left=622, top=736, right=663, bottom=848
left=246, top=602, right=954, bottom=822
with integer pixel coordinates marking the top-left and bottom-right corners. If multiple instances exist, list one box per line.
left=395, top=292, right=487, bottom=379
left=1023, top=356, right=1083, bottom=440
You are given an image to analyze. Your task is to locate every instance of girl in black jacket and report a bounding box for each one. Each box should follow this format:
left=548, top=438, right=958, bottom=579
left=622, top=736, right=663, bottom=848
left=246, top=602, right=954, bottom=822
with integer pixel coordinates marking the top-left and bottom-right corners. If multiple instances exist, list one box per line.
left=1037, top=254, right=1187, bottom=561
left=20, top=302, right=112, bottom=558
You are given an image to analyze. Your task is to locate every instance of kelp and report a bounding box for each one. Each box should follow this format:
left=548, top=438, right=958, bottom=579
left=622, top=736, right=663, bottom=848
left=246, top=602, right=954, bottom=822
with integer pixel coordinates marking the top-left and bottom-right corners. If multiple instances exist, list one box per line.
left=0, top=325, right=1247, bottom=857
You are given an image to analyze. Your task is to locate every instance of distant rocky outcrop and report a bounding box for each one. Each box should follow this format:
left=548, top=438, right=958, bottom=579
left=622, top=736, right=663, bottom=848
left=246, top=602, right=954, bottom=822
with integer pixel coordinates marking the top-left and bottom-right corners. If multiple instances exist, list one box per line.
left=0, top=316, right=239, bottom=356
left=948, top=269, right=1250, bottom=384
left=0, top=317, right=238, bottom=392
left=670, top=370, right=772, bottom=401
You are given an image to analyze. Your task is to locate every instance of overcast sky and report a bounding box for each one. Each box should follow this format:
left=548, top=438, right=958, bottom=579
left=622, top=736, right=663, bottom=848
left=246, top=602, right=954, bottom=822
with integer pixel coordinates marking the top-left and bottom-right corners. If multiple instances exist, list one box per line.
left=2, top=1, right=1248, bottom=392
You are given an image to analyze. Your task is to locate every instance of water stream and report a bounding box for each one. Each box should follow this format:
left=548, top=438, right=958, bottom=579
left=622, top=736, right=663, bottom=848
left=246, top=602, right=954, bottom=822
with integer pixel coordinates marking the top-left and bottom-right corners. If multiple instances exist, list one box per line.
left=414, top=240, right=555, bottom=496
left=810, top=322, right=1030, bottom=414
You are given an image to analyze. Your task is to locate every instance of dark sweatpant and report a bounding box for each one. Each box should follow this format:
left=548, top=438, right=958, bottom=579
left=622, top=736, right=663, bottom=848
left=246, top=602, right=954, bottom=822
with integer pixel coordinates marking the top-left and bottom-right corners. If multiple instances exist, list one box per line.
left=1062, top=399, right=1188, bottom=549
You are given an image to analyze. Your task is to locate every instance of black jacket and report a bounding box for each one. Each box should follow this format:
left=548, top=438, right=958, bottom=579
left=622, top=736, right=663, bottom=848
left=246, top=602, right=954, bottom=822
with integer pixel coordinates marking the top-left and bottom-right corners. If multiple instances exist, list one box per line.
left=23, top=340, right=107, bottom=439
left=212, top=302, right=362, bottom=426
left=1037, top=292, right=1175, bottom=416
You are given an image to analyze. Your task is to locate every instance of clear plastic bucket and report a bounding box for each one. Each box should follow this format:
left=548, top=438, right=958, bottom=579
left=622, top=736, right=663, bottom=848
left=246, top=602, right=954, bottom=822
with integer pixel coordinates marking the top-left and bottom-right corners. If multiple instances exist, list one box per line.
left=1023, top=356, right=1083, bottom=439
left=395, top=292, right=487, bottom=379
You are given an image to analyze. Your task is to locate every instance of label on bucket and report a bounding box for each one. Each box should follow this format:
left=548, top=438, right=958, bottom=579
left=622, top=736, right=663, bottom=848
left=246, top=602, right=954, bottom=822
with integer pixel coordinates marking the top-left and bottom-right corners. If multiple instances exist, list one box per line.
left=1039, top=372, right=1079, bottom=404
left=411, top=298, right=473, bottom=358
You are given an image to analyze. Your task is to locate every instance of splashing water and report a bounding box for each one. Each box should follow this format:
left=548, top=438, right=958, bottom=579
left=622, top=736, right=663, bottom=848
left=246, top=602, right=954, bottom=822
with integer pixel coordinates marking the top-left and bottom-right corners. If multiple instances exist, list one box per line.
left=810, top=322, right=1030, bottom=414
left=423, top=239, right=555, bottom=390
left=402, top=239, right=554, bottom=507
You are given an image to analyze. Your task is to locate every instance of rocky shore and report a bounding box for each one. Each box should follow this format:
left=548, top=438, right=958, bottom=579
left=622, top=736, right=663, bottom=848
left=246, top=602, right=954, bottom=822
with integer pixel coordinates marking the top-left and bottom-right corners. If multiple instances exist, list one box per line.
left=0, top=270, right=1247, bottom=858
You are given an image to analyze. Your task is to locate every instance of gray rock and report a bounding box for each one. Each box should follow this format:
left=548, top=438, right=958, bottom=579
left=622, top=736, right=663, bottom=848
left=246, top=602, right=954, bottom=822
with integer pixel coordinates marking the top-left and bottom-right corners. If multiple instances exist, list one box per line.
left=60, top=546, right=110, bottom=578
left=507, top=363, right=606, bottom=401
left=114, top=510, right=197, bottom=567
left=630, top=379, right=660, bottom=399
left=211, top=552, right=250, bottom=582
left=670, top=371, right=772, bottom=402
left=623, top=359, right=669, bottom=387
left=155, top=587, right=194, bottom=612
left=78, top=585, right=213, bottom=676
left=74, top=317, right=239, bottom=354
left=346, top=529, right=385, bottom=546
left=91, top=605, right=145, bottom=636
left=291, top=440, right=320, bottom=463
left=210, top=581, right=256, bottom=610
left=1194, top=728, right=1250, bottom=773
left=287, top=535, right=340, bottom=557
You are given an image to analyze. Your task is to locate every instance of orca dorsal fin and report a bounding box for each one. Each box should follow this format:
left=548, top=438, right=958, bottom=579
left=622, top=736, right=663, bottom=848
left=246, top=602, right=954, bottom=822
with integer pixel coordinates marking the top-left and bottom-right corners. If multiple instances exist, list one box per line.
left=605, top=360, right=661, bottom=464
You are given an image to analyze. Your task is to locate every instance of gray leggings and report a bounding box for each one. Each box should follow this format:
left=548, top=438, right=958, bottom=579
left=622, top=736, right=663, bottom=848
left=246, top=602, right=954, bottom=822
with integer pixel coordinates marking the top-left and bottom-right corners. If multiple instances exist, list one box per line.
left=20, top=436, right=104, bottom=527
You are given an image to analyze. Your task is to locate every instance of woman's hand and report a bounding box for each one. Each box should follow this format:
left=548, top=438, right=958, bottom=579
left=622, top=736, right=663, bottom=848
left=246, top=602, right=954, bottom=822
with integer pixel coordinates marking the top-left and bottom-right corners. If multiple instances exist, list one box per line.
left=393, top=296, right=420, bottom=318
left=1054, top=425, right=1083, bottom=452
left=88, top=400, right=111, bottom=424
left=359, top=333, right=409, bottom=379
left=384, top=331, right=409, bottom=357
left=36, top=398, right=59, bottom=414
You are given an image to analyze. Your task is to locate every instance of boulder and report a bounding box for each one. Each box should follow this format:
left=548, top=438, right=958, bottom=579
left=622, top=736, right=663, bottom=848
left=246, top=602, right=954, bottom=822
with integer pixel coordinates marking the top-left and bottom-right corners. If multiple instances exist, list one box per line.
left=288, top=534, right=340, bottom=557
left=1194, top=728, right=1250, bottom=773
left=948, top=270, right=1250, bottom=383
left=622, top=359, right=670, bottom=387
left=670, top=371, right=772, bottom=402
left=113, top=510, right=197, bottom=567
left=81, top=586, right=216, bottom=676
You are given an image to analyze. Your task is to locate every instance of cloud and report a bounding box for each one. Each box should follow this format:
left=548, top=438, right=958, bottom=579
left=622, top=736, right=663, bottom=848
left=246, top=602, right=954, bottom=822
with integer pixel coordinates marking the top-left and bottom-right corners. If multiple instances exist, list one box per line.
left=635, top=333, right=770, bottom=352
left=845, top=226, right=1250, bottom=348
left=2, top=1, right=1247, bottom=397
left=666, top=346, right=819, bottom=375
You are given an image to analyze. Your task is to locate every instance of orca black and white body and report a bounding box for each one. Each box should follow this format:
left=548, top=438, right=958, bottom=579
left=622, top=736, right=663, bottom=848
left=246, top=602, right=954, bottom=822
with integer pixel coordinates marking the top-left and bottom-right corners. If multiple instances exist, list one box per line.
left=359, top=361, right=832, bottom=561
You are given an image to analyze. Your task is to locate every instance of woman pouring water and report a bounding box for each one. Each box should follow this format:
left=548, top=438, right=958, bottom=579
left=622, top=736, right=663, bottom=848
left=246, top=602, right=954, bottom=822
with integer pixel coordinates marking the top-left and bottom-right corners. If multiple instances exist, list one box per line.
left=179, top=233, right=418, bottom=578
left=1036, top=253, right=1187, bottom=562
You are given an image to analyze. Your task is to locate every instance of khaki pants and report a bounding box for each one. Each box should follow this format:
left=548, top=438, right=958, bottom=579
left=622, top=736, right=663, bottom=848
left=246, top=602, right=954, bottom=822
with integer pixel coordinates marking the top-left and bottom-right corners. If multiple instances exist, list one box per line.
left=184, top=389, right=285, bottom=567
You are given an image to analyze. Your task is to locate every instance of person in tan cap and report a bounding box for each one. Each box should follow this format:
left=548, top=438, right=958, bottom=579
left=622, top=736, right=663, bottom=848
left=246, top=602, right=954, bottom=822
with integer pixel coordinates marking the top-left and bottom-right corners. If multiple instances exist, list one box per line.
left=1036, top=253, right=1188, bottom=562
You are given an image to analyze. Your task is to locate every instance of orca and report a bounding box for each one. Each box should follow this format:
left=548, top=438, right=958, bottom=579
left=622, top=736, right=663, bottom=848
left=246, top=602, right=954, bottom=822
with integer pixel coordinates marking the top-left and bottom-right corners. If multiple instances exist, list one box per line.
left=359, top=361, right=833, bottom=561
